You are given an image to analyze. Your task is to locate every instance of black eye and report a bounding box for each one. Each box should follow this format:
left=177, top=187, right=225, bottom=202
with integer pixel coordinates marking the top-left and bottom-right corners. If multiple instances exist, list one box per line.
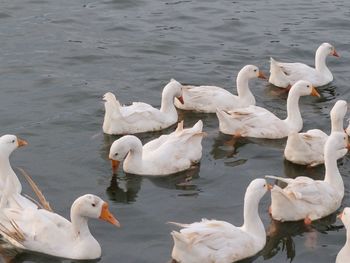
left=114, top=153, right=118, bottom=156
left=307, top=85, right=310, bottom=88
left=11, top=140, right=15, bottom=143
left=92, top=203, right=96, bottom=207
left=254, top=69, right=257, bottom=72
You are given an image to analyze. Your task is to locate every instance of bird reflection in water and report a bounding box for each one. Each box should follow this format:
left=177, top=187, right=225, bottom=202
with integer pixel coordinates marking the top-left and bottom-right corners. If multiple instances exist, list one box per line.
left=106, top=166, right=201, bottom=203
left=263, top=214, right=343, bottom=262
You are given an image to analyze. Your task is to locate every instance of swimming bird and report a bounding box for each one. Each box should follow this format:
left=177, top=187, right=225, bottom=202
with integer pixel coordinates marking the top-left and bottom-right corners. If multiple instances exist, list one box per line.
left=0, top=194, right=119, bottom=260
left=284, top=100, right=348, bottom=166
left=103, top=79, right=184, bottom=135
left=109, top=120, right=204, bottom=176
left=0, top=134, right=38, bottom=209
left=269, top=43, right=339, bottom=88
left=169, top=178, right=270, bottom=263
left=174, top=65, right=266, bottom=113
left=267, top=132, right=347, bottom=223
left=216, top=80, right=320, bottom=139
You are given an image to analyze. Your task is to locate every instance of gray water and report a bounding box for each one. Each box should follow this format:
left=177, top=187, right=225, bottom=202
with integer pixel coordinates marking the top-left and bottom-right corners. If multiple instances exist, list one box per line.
left=0, top=0, right=350, bottom=262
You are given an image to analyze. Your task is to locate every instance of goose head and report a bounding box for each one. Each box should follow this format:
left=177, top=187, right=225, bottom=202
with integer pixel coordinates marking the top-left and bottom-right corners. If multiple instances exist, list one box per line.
left=0, top=135, right=27, bottom=157
left=163, top=79, right=184, bottom=104
left=103, top=92, right=117, bottom=103
left=240, top=65, right=267, bottom=80
left=109, top=135, right=140, bottom=171
left=289, top=80, right=320, bottom=97
left=330, top=100, right=347, bottom=132
left=246, top=178, right=271, bottom=200
left=318, top=43, right=339, bottom=58
left=325, top=131, right=349, bottom=157
left=71, top=194, right=120, bottom=227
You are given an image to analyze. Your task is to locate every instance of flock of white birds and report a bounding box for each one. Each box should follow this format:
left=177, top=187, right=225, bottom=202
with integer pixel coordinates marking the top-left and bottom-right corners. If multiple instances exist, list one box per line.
left=0, top=42, right=349, bottom=262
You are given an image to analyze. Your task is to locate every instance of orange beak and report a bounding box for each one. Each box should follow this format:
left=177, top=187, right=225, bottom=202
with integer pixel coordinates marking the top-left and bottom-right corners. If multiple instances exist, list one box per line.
left=311, top=86, right=321, bottom=98
left=337, top=211, right=343, bottom=220
left=347, top=143, right=350, bottom=151
left=177, top=96, right=184, bottom=104
left=332, top=49, right=340, bottom=58
left=258, top=71, right=267, bottom=80
left=99, top=202, right=120, bottom=227
left=17, top=138, right=28, bottom=148
left=110, top=159, right=120, bottom=172
left=267, top=184, right=273, bottom=191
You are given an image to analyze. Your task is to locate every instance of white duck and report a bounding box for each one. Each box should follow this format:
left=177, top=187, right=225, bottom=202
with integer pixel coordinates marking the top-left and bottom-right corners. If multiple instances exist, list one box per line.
left=109, top=120, right=204, bottom=176
left=103, top=79, right=184, bottom=135
left=0, top=194, right=119, bottom=260
left=216, top=80, right=320, bottom=139
left=173, top=65, right=266, bottom=113
left=170, top=178, right=270, bottom=263
left=336, top=207, right=350, bottom=263
left=0, top=134, right=38, bottom=209
left=284, top=100, right=348, bottom=166
left=267, top=131, right=348, bottom=223
left=269, top=43, right=339, bottom=88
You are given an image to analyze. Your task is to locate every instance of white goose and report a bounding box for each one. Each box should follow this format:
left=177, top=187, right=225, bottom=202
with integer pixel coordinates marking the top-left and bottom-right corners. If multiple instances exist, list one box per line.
left=216, top=80, right=320, bottom=139
left=269, top=43, right=339, bottom=88
left=0, top=134, right=38, bottom=209
left=336, top=207, right=350, bottom=263
left=170, top=178, right=270, bottom=263
left=173, top=65, right=266, bottom=113
left=267, top=132, right=347, bottom=223
left=109, top=120, right=204, bottom=176
left=284, top=100, right=348, bottom=166
left=0, top=194, right=119, bottom=260
left=103, top=79, right=184, bottom=135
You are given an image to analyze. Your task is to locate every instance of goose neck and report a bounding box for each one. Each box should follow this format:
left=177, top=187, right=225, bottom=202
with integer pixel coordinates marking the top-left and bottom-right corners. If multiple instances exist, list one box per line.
left=284, top=89, right=302, bottom=132
left=236, top=71, right=255, bottom=105
left=315, top=48, right=331, bottom=75
left=324, top=146, right=344, bottom=194
left=241, top=192, right=265, bottom=239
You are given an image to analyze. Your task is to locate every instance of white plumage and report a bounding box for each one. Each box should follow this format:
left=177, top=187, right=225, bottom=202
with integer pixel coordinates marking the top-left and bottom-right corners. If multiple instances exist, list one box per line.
left=109, top=120, right=204, bottom=176
left=174, top=65, right=266, bottom=113
left=170, top=179, right=269, bottom=263
left=102, top=79, right=183, bottom=135
left=284, top=100, right=348, bottom=166
left=269, top=43, right=339, bottom=88
left=268, top=132, right=347, bottom=222
left=216, top=80, right=320, bottom=139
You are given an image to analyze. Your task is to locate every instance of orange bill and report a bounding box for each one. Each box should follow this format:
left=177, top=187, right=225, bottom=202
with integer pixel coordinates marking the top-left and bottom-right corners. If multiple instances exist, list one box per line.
left=258, top=71, right=267, bottom=80
left=337, top=211, right=343, bottom=220
left=267, top=184, right=273, bottom=191
left=311, top=87, right=321, bottom=98
left=111, top=159, right=120, bottom=172
left=177, top=96, right=184, bottom=104
left=17, top=138, right=28, bottom=147
left=99, top=202, right=120, bottom=227
left=332, top=49, right=340, bottom=57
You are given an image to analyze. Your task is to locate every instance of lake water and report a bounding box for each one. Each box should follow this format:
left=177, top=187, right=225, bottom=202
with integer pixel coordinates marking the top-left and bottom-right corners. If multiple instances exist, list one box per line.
left=0, top=0, right=350, bottom=262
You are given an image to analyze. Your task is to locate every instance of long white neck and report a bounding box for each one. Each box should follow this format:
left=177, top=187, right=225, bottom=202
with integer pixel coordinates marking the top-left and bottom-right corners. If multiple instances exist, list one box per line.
left=71, top=208, right=93, bottom=239
left=0, top=153, right=21, bottom=194
left=284, top=89, right=303, bottom=132
left=241, top=192, right=265, bottom=240
left=324, top=145, right=344, bottom=194
left=331, top=116, right=344, bottom=133
left=315, top=47, right=331, bottom=75
left=160, top=85, right=178, bottom=117
left=236, top=70, right=255, bottom=105
left=123, top=137, right=143, bottom=171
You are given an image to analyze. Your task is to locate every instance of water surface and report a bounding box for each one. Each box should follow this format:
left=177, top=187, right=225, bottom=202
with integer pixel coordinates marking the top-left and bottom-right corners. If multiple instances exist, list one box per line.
left=0, top=0, right=350, bottom=262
